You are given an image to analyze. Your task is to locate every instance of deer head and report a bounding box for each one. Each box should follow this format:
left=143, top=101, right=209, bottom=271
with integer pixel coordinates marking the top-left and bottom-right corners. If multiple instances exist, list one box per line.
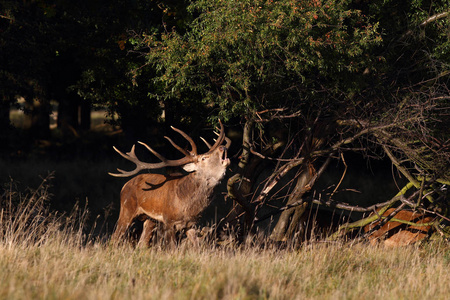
left=110, top=120, right=231, bottom=247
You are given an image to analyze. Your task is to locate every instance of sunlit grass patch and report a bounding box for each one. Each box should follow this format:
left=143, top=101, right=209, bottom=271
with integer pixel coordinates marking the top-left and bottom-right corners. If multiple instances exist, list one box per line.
left=0, top=177, right=449, bottom=300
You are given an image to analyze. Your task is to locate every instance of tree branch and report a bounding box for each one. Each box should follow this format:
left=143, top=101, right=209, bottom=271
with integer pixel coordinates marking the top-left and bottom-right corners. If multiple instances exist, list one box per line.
left=254, top=109, right=302, bottom=123
left=255, top=153, right=334, bottom=223
left=420, top=11, right=449, bottom=27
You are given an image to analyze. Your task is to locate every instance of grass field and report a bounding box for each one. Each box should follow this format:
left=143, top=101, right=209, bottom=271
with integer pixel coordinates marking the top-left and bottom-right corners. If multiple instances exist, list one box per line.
left=2, top=110, right=449, bottom=299
left=1, top=239, right=449, bottom=300
left=1, top=182, right=449, bottom=300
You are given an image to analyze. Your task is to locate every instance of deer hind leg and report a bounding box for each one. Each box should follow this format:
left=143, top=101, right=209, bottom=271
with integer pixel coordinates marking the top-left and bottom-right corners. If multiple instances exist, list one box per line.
left=137, top=218, right=156, bottom=248
left=111, top=205, right=136, bottom=244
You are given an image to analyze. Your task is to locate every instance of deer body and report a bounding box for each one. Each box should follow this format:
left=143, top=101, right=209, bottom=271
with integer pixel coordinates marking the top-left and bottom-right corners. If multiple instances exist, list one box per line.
left=110, top=122, right=230, bottom=246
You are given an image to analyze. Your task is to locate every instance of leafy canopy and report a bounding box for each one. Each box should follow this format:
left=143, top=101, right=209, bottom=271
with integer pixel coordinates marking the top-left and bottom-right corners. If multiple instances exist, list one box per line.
left=136, top=0, right=382, bottom=121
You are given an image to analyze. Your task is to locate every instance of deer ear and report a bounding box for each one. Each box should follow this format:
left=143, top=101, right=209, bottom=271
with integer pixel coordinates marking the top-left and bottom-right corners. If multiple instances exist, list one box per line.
left=182, top=163, right=198, bottom=173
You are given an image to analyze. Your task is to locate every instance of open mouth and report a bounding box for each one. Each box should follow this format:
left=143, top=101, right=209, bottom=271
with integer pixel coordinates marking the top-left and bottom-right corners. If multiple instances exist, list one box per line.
left=221, top=148, right=230, bottom=165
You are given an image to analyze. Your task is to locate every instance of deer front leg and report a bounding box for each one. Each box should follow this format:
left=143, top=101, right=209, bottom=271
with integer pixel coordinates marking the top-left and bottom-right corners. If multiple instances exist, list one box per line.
left=186, top=228, right=201, bottom=247
left=163, top=223, right=177, bottom=247
left=137, top=218, right=156, bottom=248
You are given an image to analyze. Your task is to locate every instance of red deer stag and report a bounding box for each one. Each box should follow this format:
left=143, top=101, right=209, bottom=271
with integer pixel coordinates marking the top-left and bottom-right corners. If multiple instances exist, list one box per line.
left=109, top=121, right=231, bottom=247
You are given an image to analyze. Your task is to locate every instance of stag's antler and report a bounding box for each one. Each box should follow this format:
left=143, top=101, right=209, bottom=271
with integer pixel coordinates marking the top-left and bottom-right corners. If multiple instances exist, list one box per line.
left=109, top=120, right=226, bottom=177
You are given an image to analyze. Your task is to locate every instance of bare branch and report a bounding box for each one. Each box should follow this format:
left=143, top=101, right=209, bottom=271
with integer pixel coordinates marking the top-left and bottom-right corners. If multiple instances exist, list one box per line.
left=420, top=208, right=450, bottom=223
left=362, top=203, right=407, bottom=238
left=249, top=143, right=291, bottom=161
left=329, top=152, right=347, bottom=199
left=311, top=194, right=404, bottom=213
left=254, top=108, right=302, bottom=123
left=255, top=153, right=334, bottom=222
left=251, top=157, right=305, bottom=206
left=420, top=11, right=449, bottom=27
left=0, top=14, right=14, bottom=21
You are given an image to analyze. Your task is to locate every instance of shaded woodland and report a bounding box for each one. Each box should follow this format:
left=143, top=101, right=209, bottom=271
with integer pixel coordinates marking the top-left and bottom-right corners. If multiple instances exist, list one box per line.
left=1, top=0, right=449, bottom=246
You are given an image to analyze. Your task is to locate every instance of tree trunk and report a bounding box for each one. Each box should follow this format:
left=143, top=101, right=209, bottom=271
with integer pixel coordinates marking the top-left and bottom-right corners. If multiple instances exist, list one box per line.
left=269, top=168, right=313, bottom=242
left=23, top=96, right=50, bottom=139
left=225, top=119, right=255, bottom=231
left=57, top=95, right=80, bottom=136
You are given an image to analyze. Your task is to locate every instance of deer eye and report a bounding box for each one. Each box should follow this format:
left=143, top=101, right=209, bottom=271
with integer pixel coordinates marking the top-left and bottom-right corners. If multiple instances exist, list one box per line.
left=201, top=156, right=208, bottom=161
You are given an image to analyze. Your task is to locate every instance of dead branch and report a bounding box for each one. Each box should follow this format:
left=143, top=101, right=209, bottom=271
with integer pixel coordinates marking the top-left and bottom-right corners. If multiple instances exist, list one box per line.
left=329, top=181, right=417, bottom=237
left=250, top=146, right=294, bottom=162
left=251, top=157, right=305, bottom=206
left=254, top=109, right=302, bottom=123
left=0, top=15, right=14, bottom=21
left=362, top=203, right=407, bottom=238
left=255, top=153, right=334, bottom=223
left=310, top=118, right=420, bottom=158
left=329, top=152, right=347, bottom=199
left=311, top=194, right=405, bottom=213
left=420, top=11, right=449, bottom=27
left=420, top=208, right=450, bottom=223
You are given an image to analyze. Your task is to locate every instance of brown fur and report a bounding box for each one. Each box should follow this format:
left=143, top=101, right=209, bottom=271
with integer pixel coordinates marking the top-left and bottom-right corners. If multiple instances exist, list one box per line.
left=111, top=145, right=230, bottom=247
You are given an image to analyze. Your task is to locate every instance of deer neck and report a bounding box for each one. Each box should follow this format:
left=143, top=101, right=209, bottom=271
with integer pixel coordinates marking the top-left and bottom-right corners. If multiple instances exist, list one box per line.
left=175, top=172, right=219, bottom=216
left=178, top=171, right=218, bottom=195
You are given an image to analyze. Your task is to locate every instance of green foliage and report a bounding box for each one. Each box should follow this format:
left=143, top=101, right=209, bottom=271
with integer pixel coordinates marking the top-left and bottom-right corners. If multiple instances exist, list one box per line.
left=131, top=0, right=449, bottom=185
left=367, top=0, right=450, bottom=78
left=137, top=0, right=383, bottom=121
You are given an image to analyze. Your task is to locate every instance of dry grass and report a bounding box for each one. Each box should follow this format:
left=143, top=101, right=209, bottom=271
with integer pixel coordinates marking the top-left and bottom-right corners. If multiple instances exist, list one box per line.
left=1, top=178, right=449, bottom=300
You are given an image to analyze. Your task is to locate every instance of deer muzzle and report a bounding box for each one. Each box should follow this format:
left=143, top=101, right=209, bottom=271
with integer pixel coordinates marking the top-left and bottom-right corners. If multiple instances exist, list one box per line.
left=220, top=145, right=230, bottom=166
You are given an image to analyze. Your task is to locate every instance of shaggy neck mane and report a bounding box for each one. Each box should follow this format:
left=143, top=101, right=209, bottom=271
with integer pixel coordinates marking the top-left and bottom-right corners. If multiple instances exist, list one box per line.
left=176, top=171, right=221, bottom=216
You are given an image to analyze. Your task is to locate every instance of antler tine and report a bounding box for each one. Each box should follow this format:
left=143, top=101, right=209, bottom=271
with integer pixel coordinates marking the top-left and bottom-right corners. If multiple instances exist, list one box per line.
left=212, top=130, right=231, bottom=148
left=138, top=141, right=167, bottom=162
left=225, top=136, right=231, bottom=149
left=206, top=120, right=225, bottom=154
left=108, top=145, right=143, bottom=177
left=109, top=122, right=226, bottom=178
left=200, top=137, right=212, bottom=149
left=108, top=145, right=172, bottom=177
left=164, top=136, right=192, bottom=157
left=170, top=126, right=198, bottom=156
left=113, top=145, right=137, bottom=161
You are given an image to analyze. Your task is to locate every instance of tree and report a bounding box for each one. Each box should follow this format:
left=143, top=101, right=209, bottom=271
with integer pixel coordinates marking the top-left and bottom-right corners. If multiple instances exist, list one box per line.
left=1, top=0, right=186, bottom=142
left=132, top=0, right=449, bottom=244
left=1, top=0, right=54, bottom=139
left=137, top=0, right=381, bottom=119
